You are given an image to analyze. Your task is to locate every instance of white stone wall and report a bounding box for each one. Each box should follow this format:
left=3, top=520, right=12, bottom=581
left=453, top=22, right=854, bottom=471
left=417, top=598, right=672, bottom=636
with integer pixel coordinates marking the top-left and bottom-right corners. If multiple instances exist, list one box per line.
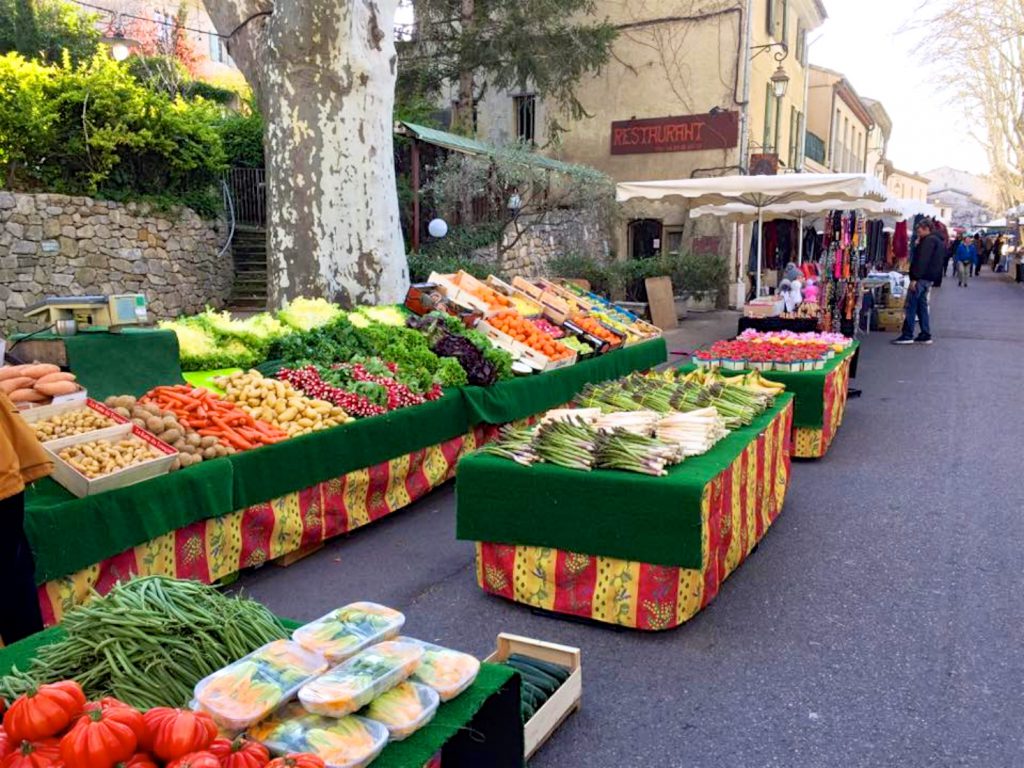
left=0, top=192, right=232, bottom=331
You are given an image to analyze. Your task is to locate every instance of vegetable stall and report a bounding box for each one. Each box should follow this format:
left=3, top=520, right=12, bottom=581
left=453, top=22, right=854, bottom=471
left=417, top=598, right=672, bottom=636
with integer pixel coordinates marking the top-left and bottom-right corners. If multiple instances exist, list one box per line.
left=681, top=330, right=859, bottom=459
left=4, top=278, right=667, bottom=624
left=456, top=369, right=794, bottom=630
left=0, top=578, right=528, bottom=768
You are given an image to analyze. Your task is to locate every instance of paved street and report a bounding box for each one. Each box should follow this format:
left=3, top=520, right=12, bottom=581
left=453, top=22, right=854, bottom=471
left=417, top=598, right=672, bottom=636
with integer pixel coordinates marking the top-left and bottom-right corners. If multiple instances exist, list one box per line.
left=235, top=273, right=1024, bottom=767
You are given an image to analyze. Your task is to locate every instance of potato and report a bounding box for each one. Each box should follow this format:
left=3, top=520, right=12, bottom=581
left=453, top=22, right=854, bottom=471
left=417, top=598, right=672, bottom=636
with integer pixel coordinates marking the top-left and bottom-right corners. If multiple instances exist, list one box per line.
left=186, top=432, right=202, bottom=447
left=159, top=428, right=182, bottom=445
left=202, top=446, right=218, bottom=460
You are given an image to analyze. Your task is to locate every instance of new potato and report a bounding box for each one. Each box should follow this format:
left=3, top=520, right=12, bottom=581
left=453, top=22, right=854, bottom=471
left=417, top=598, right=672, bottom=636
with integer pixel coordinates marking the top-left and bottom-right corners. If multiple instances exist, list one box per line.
left=214, top=370, right=349, bottom=437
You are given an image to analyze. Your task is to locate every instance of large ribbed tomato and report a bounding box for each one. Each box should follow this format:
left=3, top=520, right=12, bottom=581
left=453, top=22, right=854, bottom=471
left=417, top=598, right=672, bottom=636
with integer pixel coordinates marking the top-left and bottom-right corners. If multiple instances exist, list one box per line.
left=166, top=751, right=220, bottom=768
left=266, top=756, right=326, bottom=768
left=0, top=739, right=62, bottom=768
left=114, top=755, right=158, bottom=768
left=141, top=709, right=216, bottom=762
left=209, top=737, right=270, bottom=768
left=60, top=701, right=144, bottom=768
left=4, top=681, right=86, bottom=742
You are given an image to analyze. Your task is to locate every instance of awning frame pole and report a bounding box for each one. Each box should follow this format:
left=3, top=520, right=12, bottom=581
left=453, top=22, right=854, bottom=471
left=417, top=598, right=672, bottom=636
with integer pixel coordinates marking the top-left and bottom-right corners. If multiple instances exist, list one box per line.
left=798, top=213, right=804, bottom=265
left=756, top=207, right=764, bottom=297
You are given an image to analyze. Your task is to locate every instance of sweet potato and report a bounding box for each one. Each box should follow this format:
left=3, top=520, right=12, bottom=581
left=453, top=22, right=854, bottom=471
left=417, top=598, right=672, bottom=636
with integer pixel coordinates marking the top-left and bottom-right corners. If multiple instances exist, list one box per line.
left=34, top=380, right=79, bottom=396
left=0, top=377, right=35, bottom=394
left=22, top=364, right=61, bottom=379
left=9, top=388, right=46, bottom=402
left=0, top=365, right=30, bottom=382
left=35, top=371, right=76, bottom=385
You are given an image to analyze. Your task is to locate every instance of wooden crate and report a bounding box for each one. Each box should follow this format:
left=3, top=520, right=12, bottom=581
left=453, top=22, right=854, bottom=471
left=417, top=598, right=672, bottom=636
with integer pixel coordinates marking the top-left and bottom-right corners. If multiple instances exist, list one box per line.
left=44, top=423, right=177, bottom=497
left=877, top=307, right=905, bottom=332
left=510, top=277, right=572, bottom=324
left=477, top=320, right=577, bottom=372
left=484, top=276, right=545, bottom=317
left=485, top=633, right=582, bottom=761
left=18, top=398, right=128, bottom=440
left=427, top=271, right=492, bottom=314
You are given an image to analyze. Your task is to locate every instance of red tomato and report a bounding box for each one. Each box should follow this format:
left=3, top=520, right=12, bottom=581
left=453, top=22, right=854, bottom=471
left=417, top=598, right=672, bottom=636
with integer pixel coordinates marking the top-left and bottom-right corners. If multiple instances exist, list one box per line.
left=266, top=756, right=326, bottom=768
left=60, top=702, right=144, bottom=768
left=208, top=737, right=270, bottom=768
left=4, top=681, right=86, bottom=743
left=141, top=709, right=217, bottom=762
left=0, top=739, right=62, bottom=768
left=114, top=755, right=158, bottom=768
left=0, top=730, right=11, bottom=761
left=166, top=752, right=221, bottom=768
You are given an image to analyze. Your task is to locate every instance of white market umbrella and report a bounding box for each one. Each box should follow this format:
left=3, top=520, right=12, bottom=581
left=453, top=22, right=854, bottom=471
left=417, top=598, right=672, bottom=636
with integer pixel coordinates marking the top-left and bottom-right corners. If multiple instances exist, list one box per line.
left=617, top=174, right=887, bottom=295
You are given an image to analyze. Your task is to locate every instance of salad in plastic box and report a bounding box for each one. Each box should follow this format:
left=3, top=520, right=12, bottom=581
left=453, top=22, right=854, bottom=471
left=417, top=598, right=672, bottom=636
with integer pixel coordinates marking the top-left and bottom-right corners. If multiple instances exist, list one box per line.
left=293, top=602, right=405, bottom=664
left=299, top=640, right=425, bottom=717
left=249, top=702, right=389, bottom=768
left=363, top=681, right=439, bottom=741
left=194, top=640, right=328, bottom=730
left=400, top=636, right=481, bottom=702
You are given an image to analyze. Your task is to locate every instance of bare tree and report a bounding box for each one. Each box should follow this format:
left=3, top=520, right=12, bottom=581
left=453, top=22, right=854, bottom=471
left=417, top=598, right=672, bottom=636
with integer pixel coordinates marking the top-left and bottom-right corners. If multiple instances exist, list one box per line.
left=201, top=0, right=408, bottom=308
left=915, top=0, right=1024, bottom=209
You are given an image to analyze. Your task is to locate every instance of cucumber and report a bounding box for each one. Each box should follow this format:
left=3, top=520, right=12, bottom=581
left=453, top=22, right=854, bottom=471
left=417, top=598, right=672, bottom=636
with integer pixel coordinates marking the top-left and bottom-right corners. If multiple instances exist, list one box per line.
left=506, top=659, right=560, bottom=694
left=521, top=679, right=548, bottom=706
left=508, top=653, right=571, bottom=683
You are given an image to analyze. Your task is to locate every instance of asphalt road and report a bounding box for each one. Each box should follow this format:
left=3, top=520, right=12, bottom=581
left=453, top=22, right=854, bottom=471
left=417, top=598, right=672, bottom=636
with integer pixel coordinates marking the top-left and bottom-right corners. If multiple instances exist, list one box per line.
left=235, top=272, right=1024, bottom=767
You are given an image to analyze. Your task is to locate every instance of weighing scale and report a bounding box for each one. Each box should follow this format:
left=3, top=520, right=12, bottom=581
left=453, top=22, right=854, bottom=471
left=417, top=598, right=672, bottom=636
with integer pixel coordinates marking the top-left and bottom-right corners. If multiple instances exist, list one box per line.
left=23, top=294, right=150, bottom=332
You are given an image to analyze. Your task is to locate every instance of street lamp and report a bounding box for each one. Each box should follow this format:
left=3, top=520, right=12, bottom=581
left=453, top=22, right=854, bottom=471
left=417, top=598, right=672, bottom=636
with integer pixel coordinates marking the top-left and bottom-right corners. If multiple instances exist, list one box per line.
left=100, top=15, right=138, bottom=62
left=770, top=64, right=789, bottom=99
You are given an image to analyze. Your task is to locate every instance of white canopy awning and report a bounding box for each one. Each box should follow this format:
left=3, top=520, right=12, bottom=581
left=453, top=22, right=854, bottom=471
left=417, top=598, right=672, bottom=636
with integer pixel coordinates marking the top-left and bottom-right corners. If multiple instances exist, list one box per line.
left=616, top=173, right=886, bottom=294
left=616, top=173, right=887, bottom=208
left=689, top=196, right=905, bottom=223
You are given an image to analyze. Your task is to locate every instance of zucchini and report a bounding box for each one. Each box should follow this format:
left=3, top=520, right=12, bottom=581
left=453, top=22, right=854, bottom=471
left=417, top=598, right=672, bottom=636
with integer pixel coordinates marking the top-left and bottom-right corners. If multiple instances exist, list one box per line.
left=508, top=653, right=571, bottom=683
left=506, top=659, right=560, bottom=694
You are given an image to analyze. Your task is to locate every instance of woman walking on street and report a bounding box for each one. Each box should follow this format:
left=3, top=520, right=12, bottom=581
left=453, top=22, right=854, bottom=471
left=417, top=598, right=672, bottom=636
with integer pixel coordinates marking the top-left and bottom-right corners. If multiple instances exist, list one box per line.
left=956, top=236, right=974, bottom=286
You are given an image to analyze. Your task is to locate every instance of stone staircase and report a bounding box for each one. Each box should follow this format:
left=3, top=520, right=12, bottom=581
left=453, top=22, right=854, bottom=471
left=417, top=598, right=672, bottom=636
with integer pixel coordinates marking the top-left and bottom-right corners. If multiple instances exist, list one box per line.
left=228, top=225, right=268, bottom=311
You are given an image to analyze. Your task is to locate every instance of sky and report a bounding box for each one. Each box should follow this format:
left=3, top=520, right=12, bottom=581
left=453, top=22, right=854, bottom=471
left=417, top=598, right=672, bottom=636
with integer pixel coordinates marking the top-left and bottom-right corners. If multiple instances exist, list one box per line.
left=810, top=0, right=988, bottom=175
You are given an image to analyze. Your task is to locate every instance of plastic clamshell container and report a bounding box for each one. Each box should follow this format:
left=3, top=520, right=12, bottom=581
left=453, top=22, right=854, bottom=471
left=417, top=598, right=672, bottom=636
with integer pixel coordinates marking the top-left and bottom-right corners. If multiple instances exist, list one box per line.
left=399, top=636, right=481, bottom=702
left=299, top=640, right=425, bottom=718
left=193, top=639, right=328, bottom=730
left=249, top=702, right=389, bottom=768
left=363, top=681, right=439, bottom=741
left=292, top=602, right=406, bottom=664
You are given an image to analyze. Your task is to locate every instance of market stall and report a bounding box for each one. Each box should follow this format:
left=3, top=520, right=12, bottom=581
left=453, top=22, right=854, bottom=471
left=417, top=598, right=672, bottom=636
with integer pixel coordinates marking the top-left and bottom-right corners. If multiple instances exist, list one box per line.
left=8, top=287, right=666, bottom=623
left=0, top=580, right=530, bottom=768
left=681, top=332, right=859, bottom=459
left=456, top=370, right=794, bottom=630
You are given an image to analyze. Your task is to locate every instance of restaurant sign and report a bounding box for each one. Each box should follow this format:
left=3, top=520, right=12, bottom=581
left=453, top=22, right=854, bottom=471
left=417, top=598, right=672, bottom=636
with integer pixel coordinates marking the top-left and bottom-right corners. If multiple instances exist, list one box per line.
left=610, top=111, right=740, bottom=155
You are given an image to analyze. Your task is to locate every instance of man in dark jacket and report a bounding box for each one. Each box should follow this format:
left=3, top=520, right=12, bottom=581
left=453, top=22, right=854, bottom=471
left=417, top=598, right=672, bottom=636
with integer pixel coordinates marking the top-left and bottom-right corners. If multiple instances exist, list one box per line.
left=893, top=218, right=943, bottom=345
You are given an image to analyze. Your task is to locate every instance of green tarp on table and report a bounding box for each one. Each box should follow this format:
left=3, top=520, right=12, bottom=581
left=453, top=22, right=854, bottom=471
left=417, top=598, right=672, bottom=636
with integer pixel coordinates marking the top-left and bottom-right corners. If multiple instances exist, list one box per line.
left=25, top=341, right=667, bottom=584
left=63, top=329, right=186, bottom=400
left=461, top=337, right=667, bottom=424
left=677, top=342, right=858, bottom=428
left=0, top=621, right=518, bottom=768
left=456, top=393, right=794, bottom=569
left=25, top=458, right=235, bottom=584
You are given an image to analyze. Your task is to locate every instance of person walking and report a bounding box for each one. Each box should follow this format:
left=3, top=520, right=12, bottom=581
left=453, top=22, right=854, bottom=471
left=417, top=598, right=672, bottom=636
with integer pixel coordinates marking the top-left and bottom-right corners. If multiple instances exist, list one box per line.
left=893, top=218, right=943, bottom=345
left=974, top=235, right=987, bottom=275
left=956, top=236, right=974, bottom=286
left=0, top=389, right=52, bottom=643
left=945, top=234, right=961, bottom=277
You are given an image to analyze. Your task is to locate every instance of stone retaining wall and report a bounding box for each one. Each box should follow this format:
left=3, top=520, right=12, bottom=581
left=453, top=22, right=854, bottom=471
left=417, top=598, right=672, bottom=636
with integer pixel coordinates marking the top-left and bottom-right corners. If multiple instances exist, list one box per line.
left=0, top=192, right=231, bottom=331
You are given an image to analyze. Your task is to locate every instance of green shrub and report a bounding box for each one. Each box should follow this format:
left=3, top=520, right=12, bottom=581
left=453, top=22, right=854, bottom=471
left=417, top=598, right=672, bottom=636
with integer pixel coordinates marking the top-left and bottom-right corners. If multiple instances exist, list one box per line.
left=218, top=107, right=264, bottom=168
left=659, top=252, right=729, bottom=298
left=0, top=52, right=226, bottom=214
left=547, top=252, right=616, bottom=296
left=0, top=0, right=99, bottom=65
left=407, top=222, right=503, bottom=282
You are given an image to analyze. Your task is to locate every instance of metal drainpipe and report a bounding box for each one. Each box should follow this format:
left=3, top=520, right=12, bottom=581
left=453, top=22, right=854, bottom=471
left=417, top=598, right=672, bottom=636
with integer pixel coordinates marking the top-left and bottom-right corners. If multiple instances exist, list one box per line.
left=733, top=0, right=754, bottom=308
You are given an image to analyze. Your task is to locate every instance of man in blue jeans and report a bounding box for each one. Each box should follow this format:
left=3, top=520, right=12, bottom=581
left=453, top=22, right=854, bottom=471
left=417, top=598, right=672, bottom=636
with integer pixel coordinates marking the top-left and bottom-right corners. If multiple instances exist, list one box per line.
left=893, top=218, right=944, bottom=345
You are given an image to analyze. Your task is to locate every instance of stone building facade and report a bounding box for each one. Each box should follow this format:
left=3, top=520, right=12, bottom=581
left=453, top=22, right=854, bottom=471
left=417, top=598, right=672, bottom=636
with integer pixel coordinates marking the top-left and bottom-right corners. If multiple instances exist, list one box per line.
left=0, top=192, right=231, bottom=331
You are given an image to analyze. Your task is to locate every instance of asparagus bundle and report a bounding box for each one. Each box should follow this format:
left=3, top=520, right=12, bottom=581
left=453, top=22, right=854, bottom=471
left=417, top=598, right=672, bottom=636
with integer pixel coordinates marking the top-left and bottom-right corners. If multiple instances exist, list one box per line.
left=595, top=429, right=684, bottom=477
left=656, top=408, right=729, bottom=457
left=594, top=410, right=662, bottom=436
left=541, top=407, right=602, bottom=425
left=533, top=419, right=598, bottom=471
left=481, top=425, right=539, bottom=466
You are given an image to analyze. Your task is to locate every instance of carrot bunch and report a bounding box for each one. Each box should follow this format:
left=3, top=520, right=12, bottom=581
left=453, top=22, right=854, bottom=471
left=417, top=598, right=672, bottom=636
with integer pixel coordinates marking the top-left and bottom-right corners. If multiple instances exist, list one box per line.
left=488, top=311, right=573, bottom=361
left=142, top=385, right=288, bottom=451
left=571, top=313, right=623, bottom=346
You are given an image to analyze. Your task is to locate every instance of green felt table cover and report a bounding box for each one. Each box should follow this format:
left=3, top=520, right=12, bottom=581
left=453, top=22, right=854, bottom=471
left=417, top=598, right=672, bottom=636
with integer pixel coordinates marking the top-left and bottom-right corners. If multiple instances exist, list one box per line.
left=461, top=337, right=667, bottom=425
left=25, top=458, right=235, bottom=584
left=62, top=329, right=186, bottom=401
left=0, top=620, right=516, bottom=768
left=677, top=342, right=857, bottom=428
left=25, top=342, right=665, bottom=584
left=456, top=393, right=794, bottom=569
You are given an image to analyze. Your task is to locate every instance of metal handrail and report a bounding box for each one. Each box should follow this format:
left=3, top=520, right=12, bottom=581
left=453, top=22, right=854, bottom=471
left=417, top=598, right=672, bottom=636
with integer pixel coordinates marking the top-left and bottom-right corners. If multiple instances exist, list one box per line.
left=218, top=178, right=236, bottom=260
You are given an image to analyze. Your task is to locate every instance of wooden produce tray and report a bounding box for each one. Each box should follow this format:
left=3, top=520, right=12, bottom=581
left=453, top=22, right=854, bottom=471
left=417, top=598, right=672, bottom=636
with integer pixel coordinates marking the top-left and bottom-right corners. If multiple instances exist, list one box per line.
left=18, top=398, right=128, bottom=441
left=477, top=319, right=577, bottom=372
left=43, top=423, right=177, bottom=497
left=511, top=277, right=573, bottom=323
left=485, top=633, right=582, bottom=761
left=427, top=271, right=492, bottom=314
left=484, top=276, right=545, bottom=318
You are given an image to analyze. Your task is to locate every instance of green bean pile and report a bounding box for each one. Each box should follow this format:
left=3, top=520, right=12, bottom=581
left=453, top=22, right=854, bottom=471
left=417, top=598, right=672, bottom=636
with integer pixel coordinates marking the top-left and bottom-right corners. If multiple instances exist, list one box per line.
left=0, top=576, right=287, bottom=709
